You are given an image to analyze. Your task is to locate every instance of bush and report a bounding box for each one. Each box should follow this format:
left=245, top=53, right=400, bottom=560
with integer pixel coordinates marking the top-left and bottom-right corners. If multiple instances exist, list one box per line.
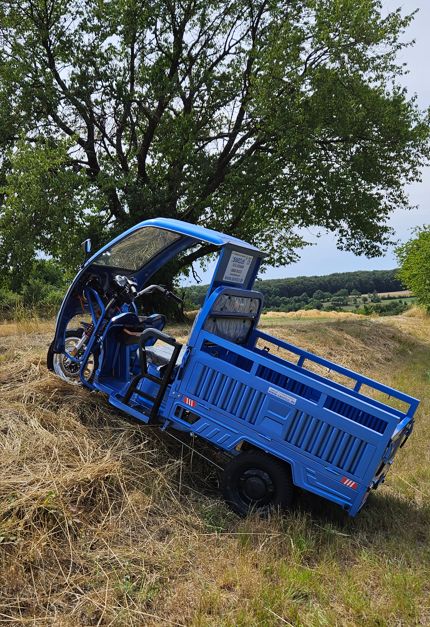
left=0, top=288, right=23, bottom=319
left=397, top=227, right=430, bottom=310
left=43, top=288, right=65, bottom=314
left=356, top=300, right=409, bottom=317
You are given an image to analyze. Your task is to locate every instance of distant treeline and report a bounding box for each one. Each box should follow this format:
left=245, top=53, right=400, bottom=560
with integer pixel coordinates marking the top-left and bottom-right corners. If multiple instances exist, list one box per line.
left=184, top=269, right=404, bottom=309
left=255, top=269, right=403, bottom=299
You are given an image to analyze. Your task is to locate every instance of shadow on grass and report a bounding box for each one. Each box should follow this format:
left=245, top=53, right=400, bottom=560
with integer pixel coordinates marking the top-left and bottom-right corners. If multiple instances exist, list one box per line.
left=135, top=421, right=430, bottom=560
left=294, top=486, right=430, bottom=558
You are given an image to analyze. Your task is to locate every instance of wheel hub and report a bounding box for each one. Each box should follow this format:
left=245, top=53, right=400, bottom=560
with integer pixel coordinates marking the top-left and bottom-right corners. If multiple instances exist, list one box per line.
left=243, top=475, right=267, bottom=500
left=239, top=469, right=274, bottom=503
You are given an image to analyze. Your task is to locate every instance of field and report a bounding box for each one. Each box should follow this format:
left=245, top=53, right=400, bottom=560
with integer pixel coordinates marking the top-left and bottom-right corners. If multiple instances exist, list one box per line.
left=333, top=290, right=416, bottom=313
left=1, top=310, right=429, bottom=625
left=377, top=290, right=412, bottom=298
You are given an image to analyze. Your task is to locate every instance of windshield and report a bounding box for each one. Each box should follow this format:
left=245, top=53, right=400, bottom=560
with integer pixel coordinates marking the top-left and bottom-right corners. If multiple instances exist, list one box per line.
left=94, top=227, right=182, bottom=271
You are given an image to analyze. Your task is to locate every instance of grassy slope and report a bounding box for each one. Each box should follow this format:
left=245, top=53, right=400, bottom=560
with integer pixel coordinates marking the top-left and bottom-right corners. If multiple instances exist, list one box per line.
left=0, top=311, right=429, bottom=626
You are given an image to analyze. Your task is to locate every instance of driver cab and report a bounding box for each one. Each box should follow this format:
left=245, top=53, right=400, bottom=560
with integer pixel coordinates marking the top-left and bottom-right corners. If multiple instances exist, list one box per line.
left=48, top=218, right=264, bottom=424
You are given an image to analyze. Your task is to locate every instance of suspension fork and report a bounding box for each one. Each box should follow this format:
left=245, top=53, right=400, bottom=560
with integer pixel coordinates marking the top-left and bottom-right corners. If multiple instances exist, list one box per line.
left=78, top=290, right=116, bottom=387
left=68, top=323, right=94, bottom=357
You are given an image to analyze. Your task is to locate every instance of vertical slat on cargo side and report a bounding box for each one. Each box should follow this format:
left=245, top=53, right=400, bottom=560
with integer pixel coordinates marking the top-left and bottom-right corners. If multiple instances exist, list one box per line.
left=285, top=409, right=300, bottom=441
left=289, top=411, right=306, bottom=447
left=348, top=441, right=367, bottom=474
left=208, top=371, right=224, bottom=405
left=242, top=388, right=255, bottom=422
left=244, top=390, right=262, bottom=424
left=219, top=377, right=235, bottom=410
left=200, top=367, right=214, bottom=400
left=194, top=364, right=207, bottom=396
left=227, top=381, right=244, bottom=415
left=295, top=413, right=313, bottom=449
left=326, top=429, right=343, bottom=463
left=302, top=417, right=320, bottom=452
left=236, top=387, right=254, bottom=421
left=341, top=437, right=361, bottom=472
left=307, top=421, right=326, bottom=454
left=320, top=427, right=339, bottom=461
left=333, top=433, right=353, bottom=468
left=313, top=423, right=331, bottom=457
left=213, top=373, right=228, bottom=406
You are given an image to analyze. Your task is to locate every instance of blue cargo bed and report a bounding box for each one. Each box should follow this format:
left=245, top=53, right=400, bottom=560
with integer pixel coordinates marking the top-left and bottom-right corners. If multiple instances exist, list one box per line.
left=169, top=320, right=418, bottom=516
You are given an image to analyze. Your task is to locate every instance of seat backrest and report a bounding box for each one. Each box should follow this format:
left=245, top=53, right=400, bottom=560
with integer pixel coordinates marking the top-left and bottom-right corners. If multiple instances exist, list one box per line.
left=202, top=291, right=262, bottom=344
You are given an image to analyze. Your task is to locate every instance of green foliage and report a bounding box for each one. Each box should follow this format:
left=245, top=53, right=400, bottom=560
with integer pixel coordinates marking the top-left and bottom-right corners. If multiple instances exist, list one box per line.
left=0, top=0, right=429, bottom=289
left=357, top=300, right=409, bottom=316
left=0, top=287, right=22, bottom=318
left=0, top=139, right=104, bottom=289
left=0, top=259, right=67, bottom=319
left=183, top=268, right=411, bottom=316
left=396, top=226, right=430, bottom=310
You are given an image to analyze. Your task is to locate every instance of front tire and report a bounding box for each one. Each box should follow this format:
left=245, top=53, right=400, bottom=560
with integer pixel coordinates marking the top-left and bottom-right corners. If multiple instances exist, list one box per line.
left=51, top=328, right=97, bottom=384
left=220, top=451, right=294, bottom=516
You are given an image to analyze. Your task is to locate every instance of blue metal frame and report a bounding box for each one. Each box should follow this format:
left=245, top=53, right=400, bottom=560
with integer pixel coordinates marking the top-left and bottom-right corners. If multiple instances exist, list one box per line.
left=50, top=218, right=419, bottom=517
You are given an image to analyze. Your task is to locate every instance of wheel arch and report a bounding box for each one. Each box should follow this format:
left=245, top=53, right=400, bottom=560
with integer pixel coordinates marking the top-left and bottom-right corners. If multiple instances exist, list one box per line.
left=232, top=440, right=297, bottom=484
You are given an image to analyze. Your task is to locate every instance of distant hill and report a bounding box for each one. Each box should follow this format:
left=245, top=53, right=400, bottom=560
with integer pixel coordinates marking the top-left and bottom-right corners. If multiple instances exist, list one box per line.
left=183, top=269, right=404, bottom=310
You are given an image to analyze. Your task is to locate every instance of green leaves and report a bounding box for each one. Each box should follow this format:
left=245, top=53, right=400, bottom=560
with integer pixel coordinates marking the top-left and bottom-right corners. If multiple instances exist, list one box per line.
left=396, top=227, right=430, bottom=311
left=0, top=138, right=105, bottom=287
left=0, top=0, right=429, bottom=287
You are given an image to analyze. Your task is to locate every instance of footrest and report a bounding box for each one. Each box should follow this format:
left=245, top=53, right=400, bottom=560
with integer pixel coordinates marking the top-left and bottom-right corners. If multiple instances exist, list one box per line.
left=109, top=393, right=151, bottom=424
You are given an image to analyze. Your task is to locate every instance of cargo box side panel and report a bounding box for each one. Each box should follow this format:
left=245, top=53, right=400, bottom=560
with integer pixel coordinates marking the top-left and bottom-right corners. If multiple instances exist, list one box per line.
left=174, top=340, right=394, bottom=514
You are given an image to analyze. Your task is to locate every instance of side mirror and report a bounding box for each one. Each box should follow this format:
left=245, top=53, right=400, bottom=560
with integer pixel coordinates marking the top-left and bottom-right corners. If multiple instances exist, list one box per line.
left=81, top=238, right=92, bottom=259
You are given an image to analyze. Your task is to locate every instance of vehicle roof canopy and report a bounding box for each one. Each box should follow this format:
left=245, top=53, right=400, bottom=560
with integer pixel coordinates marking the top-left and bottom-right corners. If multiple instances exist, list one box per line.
left=85, top=218, right=265, bottom=291
left=143, top=218, right=264, bottom=251
left=91, top=217, right=263, bottom=255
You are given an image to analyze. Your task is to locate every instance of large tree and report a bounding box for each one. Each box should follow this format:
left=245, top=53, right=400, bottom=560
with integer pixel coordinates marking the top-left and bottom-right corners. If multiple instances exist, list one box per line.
left=0, top=0, right=429, bottom=288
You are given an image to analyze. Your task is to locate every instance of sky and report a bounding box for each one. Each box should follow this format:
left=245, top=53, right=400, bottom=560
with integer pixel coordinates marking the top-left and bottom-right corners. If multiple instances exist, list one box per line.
left=266, top=0, right=430, bottom=280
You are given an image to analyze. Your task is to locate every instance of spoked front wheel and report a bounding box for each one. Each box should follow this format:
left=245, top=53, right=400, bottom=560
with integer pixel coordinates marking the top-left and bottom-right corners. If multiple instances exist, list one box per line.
left=50, top=328, right=96, bottom=384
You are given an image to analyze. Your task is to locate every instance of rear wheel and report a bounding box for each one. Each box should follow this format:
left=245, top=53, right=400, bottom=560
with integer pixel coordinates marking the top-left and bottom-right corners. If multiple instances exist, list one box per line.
left=51, top=328, right=96, bottom=384
left=220, top=450, right=294, bottom=516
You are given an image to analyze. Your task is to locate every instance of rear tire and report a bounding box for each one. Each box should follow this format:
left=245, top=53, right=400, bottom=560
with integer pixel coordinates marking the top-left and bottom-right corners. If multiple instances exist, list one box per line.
left=221, top=450, right=294, bottom=516
left=51, top=328, right=97, bottom=384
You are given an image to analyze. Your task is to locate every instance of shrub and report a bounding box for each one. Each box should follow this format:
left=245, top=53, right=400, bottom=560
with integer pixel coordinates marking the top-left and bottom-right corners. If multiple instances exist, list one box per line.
left=0, top=288, right=23, bottom=319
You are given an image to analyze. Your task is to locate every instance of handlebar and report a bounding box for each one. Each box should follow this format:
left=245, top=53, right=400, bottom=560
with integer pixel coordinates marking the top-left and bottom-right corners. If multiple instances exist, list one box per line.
left=136, top=284, right=183, bottom=305
left=85, top=276, right=183, bottom=309
left=136, top=284, right=164, bottom=298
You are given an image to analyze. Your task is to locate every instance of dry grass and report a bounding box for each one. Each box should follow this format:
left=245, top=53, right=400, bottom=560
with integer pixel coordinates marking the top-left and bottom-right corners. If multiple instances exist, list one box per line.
left=1, top=312, right=430, bottom=625
left=262, top=309, right=365, bottom=320
left=377, top=290, right=412, bottom=298
left=0, top=318, right=55, bottom=337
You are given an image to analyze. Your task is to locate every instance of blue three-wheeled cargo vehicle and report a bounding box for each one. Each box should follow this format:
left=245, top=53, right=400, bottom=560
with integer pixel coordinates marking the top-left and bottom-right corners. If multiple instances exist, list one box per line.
left=48, top=219, right=419, bottom=517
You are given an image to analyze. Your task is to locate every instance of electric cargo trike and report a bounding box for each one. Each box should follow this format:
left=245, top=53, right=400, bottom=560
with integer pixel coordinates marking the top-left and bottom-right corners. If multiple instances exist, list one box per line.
left=47, top=219, right=419, bottom=516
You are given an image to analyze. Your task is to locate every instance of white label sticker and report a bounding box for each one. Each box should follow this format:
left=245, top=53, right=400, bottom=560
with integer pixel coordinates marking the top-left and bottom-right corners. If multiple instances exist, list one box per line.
left=268, top=387, right=297, bottom=405
left=223, top=252, right=253, bottom=284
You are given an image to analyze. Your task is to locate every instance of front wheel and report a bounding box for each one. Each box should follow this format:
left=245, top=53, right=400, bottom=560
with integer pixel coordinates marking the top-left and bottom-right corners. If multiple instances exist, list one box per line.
left=49, top=328, right=97, bottom=384
left=220, top=451, right=294, bottom=516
